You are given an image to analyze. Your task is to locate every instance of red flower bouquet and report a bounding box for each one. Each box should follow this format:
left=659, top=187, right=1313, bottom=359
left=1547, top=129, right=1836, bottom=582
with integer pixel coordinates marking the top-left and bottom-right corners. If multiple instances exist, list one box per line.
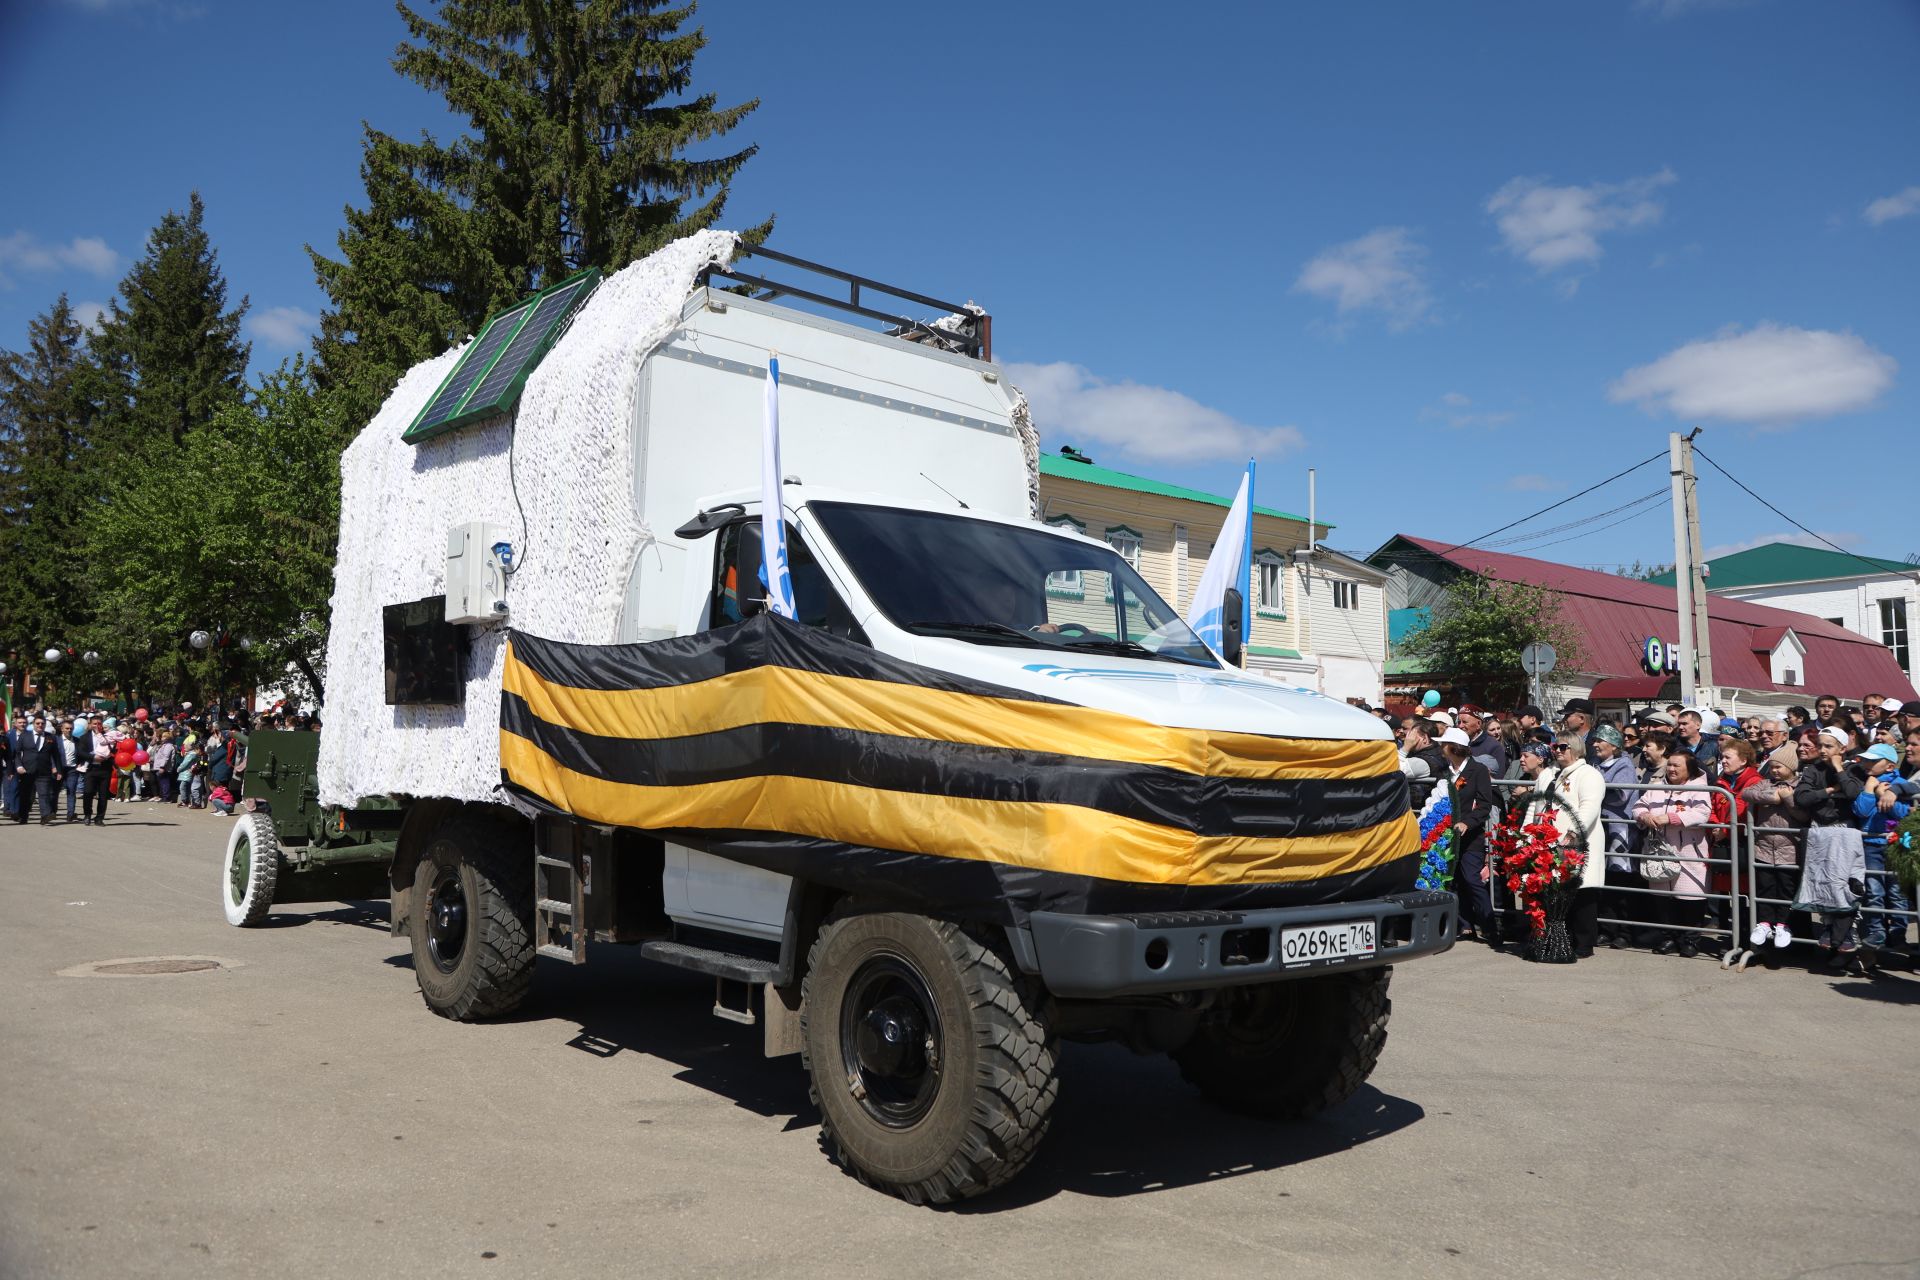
left=1487, top=806, right=1587, bottom=959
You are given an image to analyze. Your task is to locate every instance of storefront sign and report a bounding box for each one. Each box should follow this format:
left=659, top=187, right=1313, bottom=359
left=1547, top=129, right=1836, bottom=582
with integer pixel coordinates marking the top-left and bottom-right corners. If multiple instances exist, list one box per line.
left=1641, top=636, right=1682, bottom=677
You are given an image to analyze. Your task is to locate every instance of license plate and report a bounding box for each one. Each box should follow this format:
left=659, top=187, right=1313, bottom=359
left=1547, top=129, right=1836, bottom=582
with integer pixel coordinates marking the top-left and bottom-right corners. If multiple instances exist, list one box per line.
left=1280, top=920, right=1376, bottom=967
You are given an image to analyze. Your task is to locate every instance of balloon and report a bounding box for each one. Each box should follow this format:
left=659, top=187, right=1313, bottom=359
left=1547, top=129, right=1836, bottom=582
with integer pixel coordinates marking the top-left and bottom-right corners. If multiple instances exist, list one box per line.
left=104, top=717, right=118, bottom=730
left=133, top=750, right=149, bottom=765
left=134, top=708, right=150, bottom=722
left=72, top=724, right=87, bottom=739
left=1421, top=690, right=1442, bottom=709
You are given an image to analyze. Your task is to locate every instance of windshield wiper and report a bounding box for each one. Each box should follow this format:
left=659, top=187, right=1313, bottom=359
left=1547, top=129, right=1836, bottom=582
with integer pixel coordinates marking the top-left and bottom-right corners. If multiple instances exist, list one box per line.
left=914, top=620, right=1052, bottom=647
left=1065, top=636, right=1213, bottom=667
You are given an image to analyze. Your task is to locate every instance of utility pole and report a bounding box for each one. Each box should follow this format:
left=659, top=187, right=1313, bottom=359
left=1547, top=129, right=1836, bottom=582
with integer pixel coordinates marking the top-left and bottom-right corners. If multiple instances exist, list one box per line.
left=1668, top=429, right=1713, bottom=708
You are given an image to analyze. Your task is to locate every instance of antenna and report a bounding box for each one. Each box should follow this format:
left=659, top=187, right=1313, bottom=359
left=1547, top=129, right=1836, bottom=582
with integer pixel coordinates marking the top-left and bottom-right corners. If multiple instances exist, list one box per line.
left=919, top=472, right=970, bottom=509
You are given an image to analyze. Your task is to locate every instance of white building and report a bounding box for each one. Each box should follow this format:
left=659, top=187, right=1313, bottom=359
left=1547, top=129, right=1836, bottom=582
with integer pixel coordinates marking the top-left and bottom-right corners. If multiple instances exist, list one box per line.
left=1651, top=543, right=1919, bottom=687
left=1037, top=452, right=1390, bottom=703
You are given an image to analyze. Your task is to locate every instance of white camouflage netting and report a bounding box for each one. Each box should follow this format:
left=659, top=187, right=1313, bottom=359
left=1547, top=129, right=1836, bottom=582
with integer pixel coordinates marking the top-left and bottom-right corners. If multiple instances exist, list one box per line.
left=317, top=230, right=738, bottom=806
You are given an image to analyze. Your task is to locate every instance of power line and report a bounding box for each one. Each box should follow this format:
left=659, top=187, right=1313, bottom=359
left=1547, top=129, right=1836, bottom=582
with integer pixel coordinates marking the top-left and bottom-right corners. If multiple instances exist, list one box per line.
left=1433, top=449, right=1667, bottom=556
left=1482, top=487, right=1667, bottom=550
left=1692, top=446, right=1920, bottom=583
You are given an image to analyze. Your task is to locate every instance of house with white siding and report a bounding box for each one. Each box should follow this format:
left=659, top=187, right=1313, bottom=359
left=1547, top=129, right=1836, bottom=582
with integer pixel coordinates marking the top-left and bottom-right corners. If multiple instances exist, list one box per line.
left=1649, top=543, right=1920, bottom=687
left=1036, top=450, right=1389, bottom=703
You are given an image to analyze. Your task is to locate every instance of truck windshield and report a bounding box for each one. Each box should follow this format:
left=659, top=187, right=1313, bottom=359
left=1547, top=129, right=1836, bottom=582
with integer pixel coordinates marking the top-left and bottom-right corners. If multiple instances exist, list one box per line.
left=809, top=502, right=1221, bottom=668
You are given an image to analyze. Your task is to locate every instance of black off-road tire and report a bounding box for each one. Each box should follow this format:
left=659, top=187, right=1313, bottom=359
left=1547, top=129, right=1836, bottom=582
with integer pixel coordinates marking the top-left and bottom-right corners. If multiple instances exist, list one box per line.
left=800, top=909, right=1058, bottom=1205
left=222, top=811, right=280, bottom=927
left=408, top=815, right=535, bottom=1021
left=1173, top=967, right=1391, bottom=1120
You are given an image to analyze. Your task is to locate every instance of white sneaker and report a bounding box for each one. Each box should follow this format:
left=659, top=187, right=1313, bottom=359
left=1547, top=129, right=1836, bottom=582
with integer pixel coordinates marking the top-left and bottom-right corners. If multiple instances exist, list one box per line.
left=1749, top=923, right=1772, bottom=948
left=1772, top=924, right=1792, bottom=949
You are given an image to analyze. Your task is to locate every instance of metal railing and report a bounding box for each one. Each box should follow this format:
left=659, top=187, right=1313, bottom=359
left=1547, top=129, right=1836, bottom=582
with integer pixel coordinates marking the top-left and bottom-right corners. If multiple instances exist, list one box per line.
left=1735, top=808, right=1914, bottom=964
left=1482, top=776, right=1747, bottom=957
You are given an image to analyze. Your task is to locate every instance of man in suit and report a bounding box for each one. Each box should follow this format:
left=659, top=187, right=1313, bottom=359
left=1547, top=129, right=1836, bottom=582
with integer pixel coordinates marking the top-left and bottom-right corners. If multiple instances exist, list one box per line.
left=1, top=712, right=25, bottom=818
left=1440, top=726, right=1498, bottom=945
left=12, top=712, right=63, bottom=825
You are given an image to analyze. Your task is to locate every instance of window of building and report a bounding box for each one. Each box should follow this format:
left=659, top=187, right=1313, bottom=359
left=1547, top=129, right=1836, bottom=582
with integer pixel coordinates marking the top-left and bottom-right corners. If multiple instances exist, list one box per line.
left=1880, top=597, right=1910, bottom=672
left=1332, top=580, right=1360, bottom=610
left=1045, top=514, right=1085, bottom=596
left=1102, top=525, right=1143, bottom=601
left=1253, top=550, right=1285, bottom=616
left=1826, top=617, right=1844, bottom=627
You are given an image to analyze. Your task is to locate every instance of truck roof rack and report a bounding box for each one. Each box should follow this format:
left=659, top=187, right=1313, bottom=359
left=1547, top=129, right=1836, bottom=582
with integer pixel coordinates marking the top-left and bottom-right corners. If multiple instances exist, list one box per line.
left=699, top=244, right=991, bottom=361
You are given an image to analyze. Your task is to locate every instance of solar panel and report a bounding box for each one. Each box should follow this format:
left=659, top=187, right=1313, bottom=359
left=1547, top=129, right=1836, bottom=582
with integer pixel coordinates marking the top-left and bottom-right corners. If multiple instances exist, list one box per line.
left=402, top=268, right=601, bottom=444
left=463, top=276, right=594, bottom=410
left=404, top=304, right=530, bottom=441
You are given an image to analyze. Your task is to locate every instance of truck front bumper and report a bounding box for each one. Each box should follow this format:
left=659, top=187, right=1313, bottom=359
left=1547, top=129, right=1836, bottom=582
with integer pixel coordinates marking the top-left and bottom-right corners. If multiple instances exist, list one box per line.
left=1022, top=890, right=1456, bottom=998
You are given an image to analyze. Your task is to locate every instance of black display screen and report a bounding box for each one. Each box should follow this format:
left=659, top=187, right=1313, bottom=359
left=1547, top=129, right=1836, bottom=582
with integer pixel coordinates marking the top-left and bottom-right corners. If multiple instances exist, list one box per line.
left=383, top=597, right=469, bottom=706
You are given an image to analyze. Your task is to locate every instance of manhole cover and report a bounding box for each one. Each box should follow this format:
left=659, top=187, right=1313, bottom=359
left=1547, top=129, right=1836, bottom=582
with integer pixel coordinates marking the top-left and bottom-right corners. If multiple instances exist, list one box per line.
left=57, top=955, right=243, bottom=979
left=96, top=959, right=221, bottom=976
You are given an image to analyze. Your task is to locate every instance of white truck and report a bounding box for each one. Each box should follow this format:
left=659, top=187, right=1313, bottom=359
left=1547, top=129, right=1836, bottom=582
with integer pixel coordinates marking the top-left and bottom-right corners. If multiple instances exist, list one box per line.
left=223, top=233, right=1453, bottom=1203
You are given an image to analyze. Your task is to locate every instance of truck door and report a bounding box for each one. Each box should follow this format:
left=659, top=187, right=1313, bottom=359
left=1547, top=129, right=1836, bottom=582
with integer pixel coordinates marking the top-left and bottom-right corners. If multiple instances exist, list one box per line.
left=662, top=515, right=866, bottom=939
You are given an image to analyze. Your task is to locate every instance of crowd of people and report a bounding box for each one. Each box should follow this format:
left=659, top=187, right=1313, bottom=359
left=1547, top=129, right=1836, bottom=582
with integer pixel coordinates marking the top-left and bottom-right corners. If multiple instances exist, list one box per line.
left=2, top=701, right=318, bottom=826
left=1370, top=692, right=1919, bottom=971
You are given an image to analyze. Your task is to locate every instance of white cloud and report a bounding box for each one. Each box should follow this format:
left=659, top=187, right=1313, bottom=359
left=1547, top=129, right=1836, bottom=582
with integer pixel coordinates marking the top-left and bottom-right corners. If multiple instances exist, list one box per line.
left=1486, top=169, right=1675, bottom=274
left=1422, top=390, right=1516, bottom=429
left=1007, top=361, right=1305, bottom=463
left=0, top=231, right=121, bottom=286
left=1864, top=185, right=1920, bottom=226
left=1506, top=474, right=1560, bottom=493
left=72, top=301, right=108, bottom=333
left=1703, top=530, right=1861, bottom=561
left=1292, top=227, right=1433, bottom=331
left=1609, top=323, right=1896, bottom=428
left=248, top=306, right=319, bottom=350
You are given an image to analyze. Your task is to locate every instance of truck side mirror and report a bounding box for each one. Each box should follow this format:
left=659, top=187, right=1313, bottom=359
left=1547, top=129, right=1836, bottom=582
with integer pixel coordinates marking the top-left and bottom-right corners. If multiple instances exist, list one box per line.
left=1221, top=588, right=1244, bottom=667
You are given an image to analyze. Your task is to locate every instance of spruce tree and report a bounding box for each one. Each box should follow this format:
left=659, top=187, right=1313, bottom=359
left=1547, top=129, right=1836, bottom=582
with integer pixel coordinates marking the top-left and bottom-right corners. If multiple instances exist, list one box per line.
left=312, top=0, right=764, bottom=429
left=0, top=295, right=100, bottom=702
left=90, top=191, right=251, bottom=451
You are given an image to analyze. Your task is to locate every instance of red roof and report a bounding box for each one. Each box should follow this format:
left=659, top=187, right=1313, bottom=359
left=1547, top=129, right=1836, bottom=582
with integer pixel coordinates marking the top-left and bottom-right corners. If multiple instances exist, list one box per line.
left=1382, top=534, right=1917, bottom=703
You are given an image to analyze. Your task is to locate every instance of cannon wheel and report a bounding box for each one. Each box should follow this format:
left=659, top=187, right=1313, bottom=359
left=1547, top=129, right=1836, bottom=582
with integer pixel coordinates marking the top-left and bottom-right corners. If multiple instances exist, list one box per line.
left=222, top=811, right=281, bottom=927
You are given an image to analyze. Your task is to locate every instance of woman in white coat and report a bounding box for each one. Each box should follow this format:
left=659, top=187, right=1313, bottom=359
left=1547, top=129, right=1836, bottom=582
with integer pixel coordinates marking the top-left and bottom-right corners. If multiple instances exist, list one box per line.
left=1526, top=735, right=1607, bottom=957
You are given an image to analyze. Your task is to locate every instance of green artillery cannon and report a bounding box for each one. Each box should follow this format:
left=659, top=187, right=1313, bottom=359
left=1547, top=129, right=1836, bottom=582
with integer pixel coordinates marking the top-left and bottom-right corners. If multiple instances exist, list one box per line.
left=220, top=729, right=398, bottom=926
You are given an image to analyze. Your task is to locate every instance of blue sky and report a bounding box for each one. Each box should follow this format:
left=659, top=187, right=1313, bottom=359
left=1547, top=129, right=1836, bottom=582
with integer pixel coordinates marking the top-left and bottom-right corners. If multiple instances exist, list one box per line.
left=3, top=0, right=1916, bottom=570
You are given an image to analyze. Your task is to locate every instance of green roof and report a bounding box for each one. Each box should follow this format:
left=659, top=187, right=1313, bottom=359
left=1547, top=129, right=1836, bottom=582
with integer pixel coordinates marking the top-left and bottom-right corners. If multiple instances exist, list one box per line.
left=1038, top=454, right=1322, bottom=527
left=1646, top=542, right=1917, bottom=590
left=1247, top=646, right=1303, bottom=659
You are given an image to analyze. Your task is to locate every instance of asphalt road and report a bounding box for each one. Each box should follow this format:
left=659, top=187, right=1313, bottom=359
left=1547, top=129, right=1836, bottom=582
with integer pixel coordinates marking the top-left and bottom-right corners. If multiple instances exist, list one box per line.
left=3, top=806, right=1917, bottom=1280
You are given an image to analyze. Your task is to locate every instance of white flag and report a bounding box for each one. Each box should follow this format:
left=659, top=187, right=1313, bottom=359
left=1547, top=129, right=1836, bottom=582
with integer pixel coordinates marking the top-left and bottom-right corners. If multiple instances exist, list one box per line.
left=759, top=355, right=797, bottom=619
left=1185, top=465, right=1252, bottom=654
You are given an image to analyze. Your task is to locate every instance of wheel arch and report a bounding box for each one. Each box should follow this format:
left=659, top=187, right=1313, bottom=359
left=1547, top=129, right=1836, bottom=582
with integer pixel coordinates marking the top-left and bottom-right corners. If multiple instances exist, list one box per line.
left=388, top=798, right=528, bottom=936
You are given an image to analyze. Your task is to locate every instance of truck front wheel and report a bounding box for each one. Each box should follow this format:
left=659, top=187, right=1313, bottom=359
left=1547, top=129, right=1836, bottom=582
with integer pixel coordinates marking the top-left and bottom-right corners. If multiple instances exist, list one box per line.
left=408, top=815, right=535, bottom=1021
left=1172, top=967, right=1391, bottom=1120
left=801, top=910, right=1058, bottom=1204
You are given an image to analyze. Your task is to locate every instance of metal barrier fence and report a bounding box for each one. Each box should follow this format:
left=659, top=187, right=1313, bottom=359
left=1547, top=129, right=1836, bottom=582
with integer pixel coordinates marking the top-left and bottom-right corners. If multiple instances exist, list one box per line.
left=1483, top=776, right=1747, bottom=960
left=1736, top=810, right=1915, bottom=966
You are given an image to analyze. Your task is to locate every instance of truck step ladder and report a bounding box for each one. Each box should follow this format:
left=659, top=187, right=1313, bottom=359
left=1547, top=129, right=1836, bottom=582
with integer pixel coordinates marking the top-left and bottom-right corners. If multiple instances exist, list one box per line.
left=534, top=846, right=588, bottom=964
left=637, top=941, right=780, bottom=1025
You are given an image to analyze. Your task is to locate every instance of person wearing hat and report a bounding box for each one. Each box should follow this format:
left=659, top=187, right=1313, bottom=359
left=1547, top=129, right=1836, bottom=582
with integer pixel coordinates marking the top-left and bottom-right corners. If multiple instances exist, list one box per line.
left=1851, top=742, right=1913, bottom=961
left=1793, top=727, right=1867, bottom=961
left=1437, top=726, right=1497, bottom=943
left=1557, top=698, right=1599, bottom=764
left=1457, top=704, right=1506, bottom=775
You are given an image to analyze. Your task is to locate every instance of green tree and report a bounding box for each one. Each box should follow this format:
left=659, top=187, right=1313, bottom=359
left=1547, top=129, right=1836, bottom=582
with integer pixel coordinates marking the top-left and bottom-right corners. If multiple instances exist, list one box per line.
left=1396, top=576, right=1586, bottom=704
left=312, top=0, right=765, bottom=429
left=83, top=361, right=344, bottom=711
left=0, top=294, right=100, bottom=708
left=90, top=191, right=251, bottom=453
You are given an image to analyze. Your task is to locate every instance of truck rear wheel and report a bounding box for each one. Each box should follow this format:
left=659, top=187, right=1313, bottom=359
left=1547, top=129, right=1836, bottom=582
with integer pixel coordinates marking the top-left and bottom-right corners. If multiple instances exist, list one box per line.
left=801, top=910, right=1057, bottom=1204
left=408, top=815, right=535, bottom=1021
left=1172, top=967, right=1390, bottom=1120
left=222, top=811, right=280, bottom=927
